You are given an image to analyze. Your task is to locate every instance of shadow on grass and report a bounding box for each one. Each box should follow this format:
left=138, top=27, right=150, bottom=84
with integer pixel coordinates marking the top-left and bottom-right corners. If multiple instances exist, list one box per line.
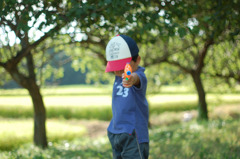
left=43, top=147, right=112, bottom=159
left=1, top=139, right=113, bottom=159
left=150, top=119, right=240, bottom=159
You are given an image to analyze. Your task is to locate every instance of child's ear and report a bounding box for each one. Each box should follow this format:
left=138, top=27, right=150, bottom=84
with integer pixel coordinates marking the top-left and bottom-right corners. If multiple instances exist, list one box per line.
left=137, top=56, right=141, bottom=65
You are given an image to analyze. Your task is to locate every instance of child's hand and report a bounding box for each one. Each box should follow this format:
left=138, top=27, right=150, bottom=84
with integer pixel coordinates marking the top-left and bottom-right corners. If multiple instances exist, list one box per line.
left=122, top=73, right=139, bottom=88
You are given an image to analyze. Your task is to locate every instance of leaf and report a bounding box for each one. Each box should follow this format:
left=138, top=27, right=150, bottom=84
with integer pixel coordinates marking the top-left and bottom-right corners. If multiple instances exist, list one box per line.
left=192, top=26, right=200, bottom=35
left=104, top=0, right=112, bottom=4
left=203, top=16, right=211, bottom=22
left=178, top=27, right=186, bottom=38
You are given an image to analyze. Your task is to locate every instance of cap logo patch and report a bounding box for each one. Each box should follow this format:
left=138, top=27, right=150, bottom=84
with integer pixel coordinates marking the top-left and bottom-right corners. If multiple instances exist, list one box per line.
left=109, top=42, right=121, bottom=60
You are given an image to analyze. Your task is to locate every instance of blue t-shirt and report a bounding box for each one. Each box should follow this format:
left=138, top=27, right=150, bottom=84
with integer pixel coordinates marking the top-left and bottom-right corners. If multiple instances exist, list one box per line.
left=107, top=66, right=149, bottom=143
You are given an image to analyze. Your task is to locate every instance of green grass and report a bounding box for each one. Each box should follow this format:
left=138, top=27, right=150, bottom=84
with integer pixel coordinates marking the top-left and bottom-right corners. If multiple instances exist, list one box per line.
left=0, top=103, right=239, bottom=154
left=0, top=119, right=239, bottom=159
left=149, top=119, right=240, bottom=159
left=0, top=93, right=239, bottom=120
left=0, top=84, right=240, bottom=120
left=0, top=84, right=240, bottom=157
left=0, top=119, right=86, bottom=151
left=0, top=85, right=113, bottom=96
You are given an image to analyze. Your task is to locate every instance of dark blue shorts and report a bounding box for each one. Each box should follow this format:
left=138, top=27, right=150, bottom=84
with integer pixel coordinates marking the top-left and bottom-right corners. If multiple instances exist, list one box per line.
left=107, top=131, right=149, bottom=159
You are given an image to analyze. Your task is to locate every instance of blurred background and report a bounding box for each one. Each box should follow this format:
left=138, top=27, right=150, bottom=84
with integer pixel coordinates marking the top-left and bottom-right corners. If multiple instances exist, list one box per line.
left=0, top=0, right=239, bottom=158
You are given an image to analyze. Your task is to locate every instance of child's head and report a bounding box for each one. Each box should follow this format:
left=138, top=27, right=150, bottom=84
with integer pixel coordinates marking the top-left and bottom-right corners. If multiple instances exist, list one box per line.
left=105, top=35, right=140, bottom=75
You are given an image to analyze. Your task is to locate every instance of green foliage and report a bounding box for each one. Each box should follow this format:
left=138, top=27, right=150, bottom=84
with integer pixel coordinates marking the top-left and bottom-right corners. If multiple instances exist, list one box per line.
left=70, top=46, right=111, bottom=85
left=204, top=40, right=240, bottom=85
left=145, top=63, right=189, bottom=93
left=1, top=0, right=152, bottom=87
left=129, top=0, right=240, bottom=120
left=1, top=0, right=239, bottom=91
left=0, top=68, right=11, bottom=86
left=152, top=0, right=240, bottom=40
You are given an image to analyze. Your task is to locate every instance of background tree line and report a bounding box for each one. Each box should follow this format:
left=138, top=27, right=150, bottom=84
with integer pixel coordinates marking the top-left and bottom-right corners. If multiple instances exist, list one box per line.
left=0, top=0, right=239, bottom=148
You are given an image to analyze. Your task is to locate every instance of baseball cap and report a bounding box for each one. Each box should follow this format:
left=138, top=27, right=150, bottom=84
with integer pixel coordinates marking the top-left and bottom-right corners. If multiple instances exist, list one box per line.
left=105, top=34, right=139, bottom=72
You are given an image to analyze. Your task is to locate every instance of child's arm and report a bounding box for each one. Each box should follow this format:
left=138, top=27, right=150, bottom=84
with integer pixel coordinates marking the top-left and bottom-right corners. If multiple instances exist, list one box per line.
left=122, top=73, right=140, bottom=88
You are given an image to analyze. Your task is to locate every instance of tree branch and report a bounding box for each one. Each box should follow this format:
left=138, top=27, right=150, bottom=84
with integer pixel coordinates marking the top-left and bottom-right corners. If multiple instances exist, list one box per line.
left=0, top=17, right=17, bottom=35
left=167, top=60, right=192, bottom=74
left=211, top=72, right=240, bottom=82
left=144, top=54, right=169, bottom=67
left=189, top=31, right=199, bottom=64
left=0, top=62, right=5, bottom=67
left=31, top=26, right=60, bottom=48
left=26, top=52, right=36, bottom=80
left=196, top=39, right=214, bottom=73
left=12, top=24, right=62, bottom=66
left=76, top=41, right=107, bottom=65
left=67, top=33, right=108, bottom=64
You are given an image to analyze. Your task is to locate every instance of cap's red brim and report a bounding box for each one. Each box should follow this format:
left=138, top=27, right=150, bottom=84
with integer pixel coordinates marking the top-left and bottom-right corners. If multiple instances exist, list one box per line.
left=105, top=57, right=132, bottom=72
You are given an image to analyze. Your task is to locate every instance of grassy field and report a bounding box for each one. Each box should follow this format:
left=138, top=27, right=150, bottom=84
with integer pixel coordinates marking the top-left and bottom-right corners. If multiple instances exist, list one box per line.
left=0, top=85, right=240, bottom=119
left=0, top=117, right=239, bottom=158
left=0, top=85, right=240, bottom=158
left=0, top=118, right=86, bottom=150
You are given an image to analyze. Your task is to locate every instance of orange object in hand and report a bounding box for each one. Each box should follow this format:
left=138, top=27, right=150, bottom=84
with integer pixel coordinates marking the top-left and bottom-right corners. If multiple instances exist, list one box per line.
left=124, top=63, right=132, bottom=80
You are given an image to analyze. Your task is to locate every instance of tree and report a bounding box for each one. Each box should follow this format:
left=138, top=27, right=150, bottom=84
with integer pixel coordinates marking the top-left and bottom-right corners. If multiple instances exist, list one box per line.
left=205, top=39, right=240, bottom=87
left=0, top=0, right=142, bottom=148
left=0, top=0, right=75, bottom=148
left=143, top=0, right=240, bottom=120
left=71, top=0, right=240, bottom=121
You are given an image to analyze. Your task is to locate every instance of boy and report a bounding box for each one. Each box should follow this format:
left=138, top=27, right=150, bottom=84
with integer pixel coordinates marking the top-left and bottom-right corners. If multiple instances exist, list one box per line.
left=105, top=34, right=149, bottom=159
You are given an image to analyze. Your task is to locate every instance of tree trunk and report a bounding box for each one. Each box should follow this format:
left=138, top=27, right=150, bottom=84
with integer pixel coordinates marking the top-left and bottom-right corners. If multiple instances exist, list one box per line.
left=5, top=53, right=48, bottom=148
left=27, top=80, right=48, bottom=148
left=191, top=72, right=208, bottom=120
left=25, top=53, right=48, bottom=148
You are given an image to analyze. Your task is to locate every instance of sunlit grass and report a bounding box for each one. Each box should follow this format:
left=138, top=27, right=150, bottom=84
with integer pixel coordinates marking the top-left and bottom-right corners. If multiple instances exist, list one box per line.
left=0, top=86, right=239, bottom=120
left=150, top=104, right=240, bottom=126
left=0, top=94, right=239, bottom=107
left=0, top=85, right=239, bottom=109
left=0, top=85, right=112, bottom=96
left=0, top=119, right=86, bottom=151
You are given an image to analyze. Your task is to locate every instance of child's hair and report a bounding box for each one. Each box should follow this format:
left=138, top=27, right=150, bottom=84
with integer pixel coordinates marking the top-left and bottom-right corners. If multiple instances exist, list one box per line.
left=132, top=55, right=139, bottom=62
